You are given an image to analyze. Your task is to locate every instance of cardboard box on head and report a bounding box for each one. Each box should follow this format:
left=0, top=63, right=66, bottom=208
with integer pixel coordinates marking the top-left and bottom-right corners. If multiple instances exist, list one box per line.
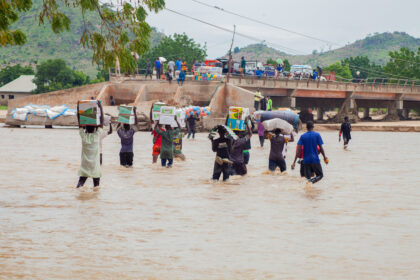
left=118, top=105, right=135, bottom=124
left=159, top=106, right=176, bottom=126
left=227, top=106, right=249, bottom=131
left=152, top=102, right=166, bottom=121
left=78, top=100, right=101, bottom=126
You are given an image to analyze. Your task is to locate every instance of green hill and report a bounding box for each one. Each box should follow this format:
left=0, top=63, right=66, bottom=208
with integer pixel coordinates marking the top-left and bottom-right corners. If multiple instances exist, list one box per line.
left=0, top=0, right=164, bottom=76
left=230, top=32, right=420, bottom=66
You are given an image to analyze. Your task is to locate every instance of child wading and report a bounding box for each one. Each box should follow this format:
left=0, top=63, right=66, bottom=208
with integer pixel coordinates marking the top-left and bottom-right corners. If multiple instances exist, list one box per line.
left=209, top=125, right=233, bottom=181
left=173, top=129, right=186, bottom=161
left=154, top=117, right=181, bottom=167
left=267, top=129, right=294, bottom=172
left=339, top=116, right=352, bottom=149
left=117, top=107, right=138, bottom=167
left=76, top=102, right=104, bottom=188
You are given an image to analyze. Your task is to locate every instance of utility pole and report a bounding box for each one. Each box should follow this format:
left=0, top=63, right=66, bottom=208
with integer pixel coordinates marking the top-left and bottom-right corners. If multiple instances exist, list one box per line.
left=227, top=25, right=236, bottom=83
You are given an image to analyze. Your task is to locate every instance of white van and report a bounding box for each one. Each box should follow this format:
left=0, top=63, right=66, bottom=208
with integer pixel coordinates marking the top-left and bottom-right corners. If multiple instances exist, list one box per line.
left=290, top=65, right=313, bottom=79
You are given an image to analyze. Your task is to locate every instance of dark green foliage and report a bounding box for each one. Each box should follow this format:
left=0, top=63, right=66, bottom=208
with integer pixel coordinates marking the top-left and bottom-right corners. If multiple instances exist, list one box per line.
left=138, top=33, right=206, bottom=70
left=33, top=59, right=90, bottom=93
left=283, top=59, right=291, bottom=71
left=0, top=0, right=165, bottom=73
left=384, top=47, right=420, bottom=80
left=324, top=62, right=353, bottom=80
left=0, top=64, right=34, bottom=85
left=341, top=56, right=383, bottom=79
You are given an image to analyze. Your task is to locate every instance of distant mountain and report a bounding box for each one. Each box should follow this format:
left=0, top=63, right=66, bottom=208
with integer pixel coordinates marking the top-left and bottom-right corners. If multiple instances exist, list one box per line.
left=0, top=0, right=164, bottom=76
left=228, top=32, right=420, bottom=66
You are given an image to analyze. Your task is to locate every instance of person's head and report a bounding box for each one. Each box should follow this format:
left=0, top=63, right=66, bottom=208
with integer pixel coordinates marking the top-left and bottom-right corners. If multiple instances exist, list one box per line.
left=241, top=56, right=244, bottom=59
left=123, top=124, right=130, bottom=130
left=165, top=124, right=172, bottom=130
left=306, top=121, right=314, bottom=131
left=110, top=95, right=114, bottom=100
left=344, top=116, right=349, bottom=122
left=217, top=126, right=227, bottom=138
left=274, top=128, right=281, bottom=136
left=85, top=126, right=96, bottom=133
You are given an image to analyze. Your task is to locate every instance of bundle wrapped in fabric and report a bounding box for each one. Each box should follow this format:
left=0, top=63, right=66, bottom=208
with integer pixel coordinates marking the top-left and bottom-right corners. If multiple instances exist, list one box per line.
left=118, top=105, right=135, bottom=124
left=254, top=109, right=299, bottom=132
left=11, top=103, right=72, bottom=121
left=262, top=118, right=293, bottom=135
left=209, top=125, right=238, bottom=140
left=227, top=106, right=250, bottom=131
left=78, top=100, right=101, bottom=126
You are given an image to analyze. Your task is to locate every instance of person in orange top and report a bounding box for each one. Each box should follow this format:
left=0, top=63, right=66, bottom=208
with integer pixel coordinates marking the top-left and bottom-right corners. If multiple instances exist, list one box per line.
left=181, top=59, right=188, bottom=72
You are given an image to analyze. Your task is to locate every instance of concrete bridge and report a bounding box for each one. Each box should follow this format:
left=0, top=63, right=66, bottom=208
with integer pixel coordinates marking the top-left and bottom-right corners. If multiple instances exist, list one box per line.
left=228, top=76, right=420, bottom=121
left=6, top=75, right=420, bottom=128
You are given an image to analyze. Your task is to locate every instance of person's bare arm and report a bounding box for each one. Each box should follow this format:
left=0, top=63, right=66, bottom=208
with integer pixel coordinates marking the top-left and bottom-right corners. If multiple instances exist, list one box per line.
left=108, top=123, right=113, bottom=135
left=134, top=107, right=138, bottom=125
left=149, top=104, right=154, bottom=124
left=319, top=145, right=328, bottom=164
left=98, top=101, right=104, bottom=128
left=291, top=145, right=302, bottom=170
left=174, top=116, right=181, bottom=130
left=245, top=116, right=252, bottom=139
left=77, top=103, right=82, bottom=128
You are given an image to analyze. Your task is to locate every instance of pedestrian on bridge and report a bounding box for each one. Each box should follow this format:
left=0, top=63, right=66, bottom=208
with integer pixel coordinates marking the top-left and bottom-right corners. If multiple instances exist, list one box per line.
left=254, top=88, right=263, bottom=111
left=155, top=58, right=161, bottom=80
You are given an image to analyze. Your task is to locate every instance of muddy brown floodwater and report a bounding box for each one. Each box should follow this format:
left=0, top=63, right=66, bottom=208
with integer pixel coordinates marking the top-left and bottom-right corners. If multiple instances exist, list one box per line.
left=1, top=125, right=420, bottom=279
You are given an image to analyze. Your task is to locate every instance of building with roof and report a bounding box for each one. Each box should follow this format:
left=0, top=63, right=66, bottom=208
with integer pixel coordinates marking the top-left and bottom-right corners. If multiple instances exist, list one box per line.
left=0, top=75, right=36, bottom=105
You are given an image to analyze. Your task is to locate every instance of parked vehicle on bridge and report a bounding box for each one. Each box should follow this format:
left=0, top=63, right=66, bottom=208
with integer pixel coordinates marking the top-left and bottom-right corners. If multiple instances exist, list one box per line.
left=290, top=65, right=313, bottom=79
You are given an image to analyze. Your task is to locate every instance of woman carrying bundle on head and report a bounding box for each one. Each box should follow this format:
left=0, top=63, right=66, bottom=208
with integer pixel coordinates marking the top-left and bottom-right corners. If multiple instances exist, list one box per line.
left=76, top=100, right=104, bottom=188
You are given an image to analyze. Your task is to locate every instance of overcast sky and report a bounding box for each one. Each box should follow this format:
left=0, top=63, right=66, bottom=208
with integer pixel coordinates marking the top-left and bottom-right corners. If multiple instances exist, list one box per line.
left=145, top=0, right=420, bottom=58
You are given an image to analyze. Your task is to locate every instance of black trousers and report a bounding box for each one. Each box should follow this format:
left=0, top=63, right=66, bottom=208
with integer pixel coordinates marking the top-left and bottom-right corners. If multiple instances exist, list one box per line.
left=304, top=163, right=323, bottom=184
left=212, top=162, right=230, bottom=181
left=120, top=152, right=134, bottom=166
left=77, top=177, right=100, bottom=187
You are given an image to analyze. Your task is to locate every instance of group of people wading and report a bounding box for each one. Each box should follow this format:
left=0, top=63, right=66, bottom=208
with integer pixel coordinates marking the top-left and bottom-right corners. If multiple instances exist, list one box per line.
left=75, top=103, right=355, bottom=188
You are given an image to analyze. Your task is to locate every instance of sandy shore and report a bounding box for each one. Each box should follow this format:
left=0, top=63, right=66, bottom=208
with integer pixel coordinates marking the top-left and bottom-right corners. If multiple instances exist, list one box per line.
left=316, top=120, right=420, bottom=132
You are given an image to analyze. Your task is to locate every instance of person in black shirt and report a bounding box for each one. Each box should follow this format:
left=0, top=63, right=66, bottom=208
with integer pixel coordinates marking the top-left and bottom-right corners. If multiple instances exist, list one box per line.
left=186, top=114, right=200, bottom=139
left=339, top=116, right=352, bottom=149
left=230, top=119, right=252, bottom=176
left=209, top=126, right=232, bottom=181
left=260, top=96, right=267, bottom=111
left=268, top=129, right=293, bottom=172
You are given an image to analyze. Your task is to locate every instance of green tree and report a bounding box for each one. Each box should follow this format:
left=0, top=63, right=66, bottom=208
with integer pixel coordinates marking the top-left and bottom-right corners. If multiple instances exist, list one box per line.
left=341, top=56, right=383, bottom=79
left=324, top=62, right=353, bottom=80
left=283, top=59, right=291, bottom=71
left=0, top=0, right=165, bottom=72
left=0, top=64, right=34, bottom=85
left=384, top=47, right=420, bottom=80
left=266, top=58, right=276, bottom=65
left=139, top=33, right=207, bottom=70
left=33, top=59, right=89, bottom=93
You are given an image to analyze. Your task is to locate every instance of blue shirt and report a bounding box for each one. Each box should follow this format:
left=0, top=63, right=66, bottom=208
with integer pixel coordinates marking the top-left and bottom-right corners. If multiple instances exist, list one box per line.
left=176, top=60, right=182, bottom=70
left=155, top=60, right=161, bottom=69
left=117, top=128, right=135, bottom=153
left=297, top=131, right=324, bottom=164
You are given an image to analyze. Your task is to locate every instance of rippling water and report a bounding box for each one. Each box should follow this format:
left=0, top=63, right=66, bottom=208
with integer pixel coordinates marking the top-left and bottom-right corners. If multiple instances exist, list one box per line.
left=1, top=125, right=420, bottom=279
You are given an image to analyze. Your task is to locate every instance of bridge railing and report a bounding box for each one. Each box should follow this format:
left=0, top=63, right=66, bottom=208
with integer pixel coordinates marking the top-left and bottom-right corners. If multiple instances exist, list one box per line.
left=227, top=74, right=420, bottom=94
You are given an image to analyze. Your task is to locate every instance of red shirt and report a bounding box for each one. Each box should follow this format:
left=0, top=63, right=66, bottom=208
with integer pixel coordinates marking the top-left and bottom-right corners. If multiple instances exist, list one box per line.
left=153, top=129, right=163, bottom=146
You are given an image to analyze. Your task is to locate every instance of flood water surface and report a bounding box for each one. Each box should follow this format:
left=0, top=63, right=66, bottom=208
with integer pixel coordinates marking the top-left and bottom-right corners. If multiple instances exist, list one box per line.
left=1, top=126, right=420, bottom=279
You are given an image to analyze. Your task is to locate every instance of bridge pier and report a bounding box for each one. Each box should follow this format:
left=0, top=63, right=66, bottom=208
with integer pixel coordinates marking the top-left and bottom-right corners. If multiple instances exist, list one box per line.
left=316, top=108, right=324, bottom=121
left=362, top=108, right=370, bottom=120
left=385, top=94, right=403, bottom=121
left=334, top=91, right=359, bottom=122
left=401, top=108, right=409, bottom=119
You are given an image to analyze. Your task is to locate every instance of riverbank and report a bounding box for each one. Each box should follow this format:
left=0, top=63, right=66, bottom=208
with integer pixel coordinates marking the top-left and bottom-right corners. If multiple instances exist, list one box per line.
left=316, top=120, right=420, bottom=132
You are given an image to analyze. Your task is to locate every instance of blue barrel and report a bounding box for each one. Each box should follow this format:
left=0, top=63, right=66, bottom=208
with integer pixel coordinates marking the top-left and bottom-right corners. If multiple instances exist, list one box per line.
left=259, top=111, right=300, bottom=132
